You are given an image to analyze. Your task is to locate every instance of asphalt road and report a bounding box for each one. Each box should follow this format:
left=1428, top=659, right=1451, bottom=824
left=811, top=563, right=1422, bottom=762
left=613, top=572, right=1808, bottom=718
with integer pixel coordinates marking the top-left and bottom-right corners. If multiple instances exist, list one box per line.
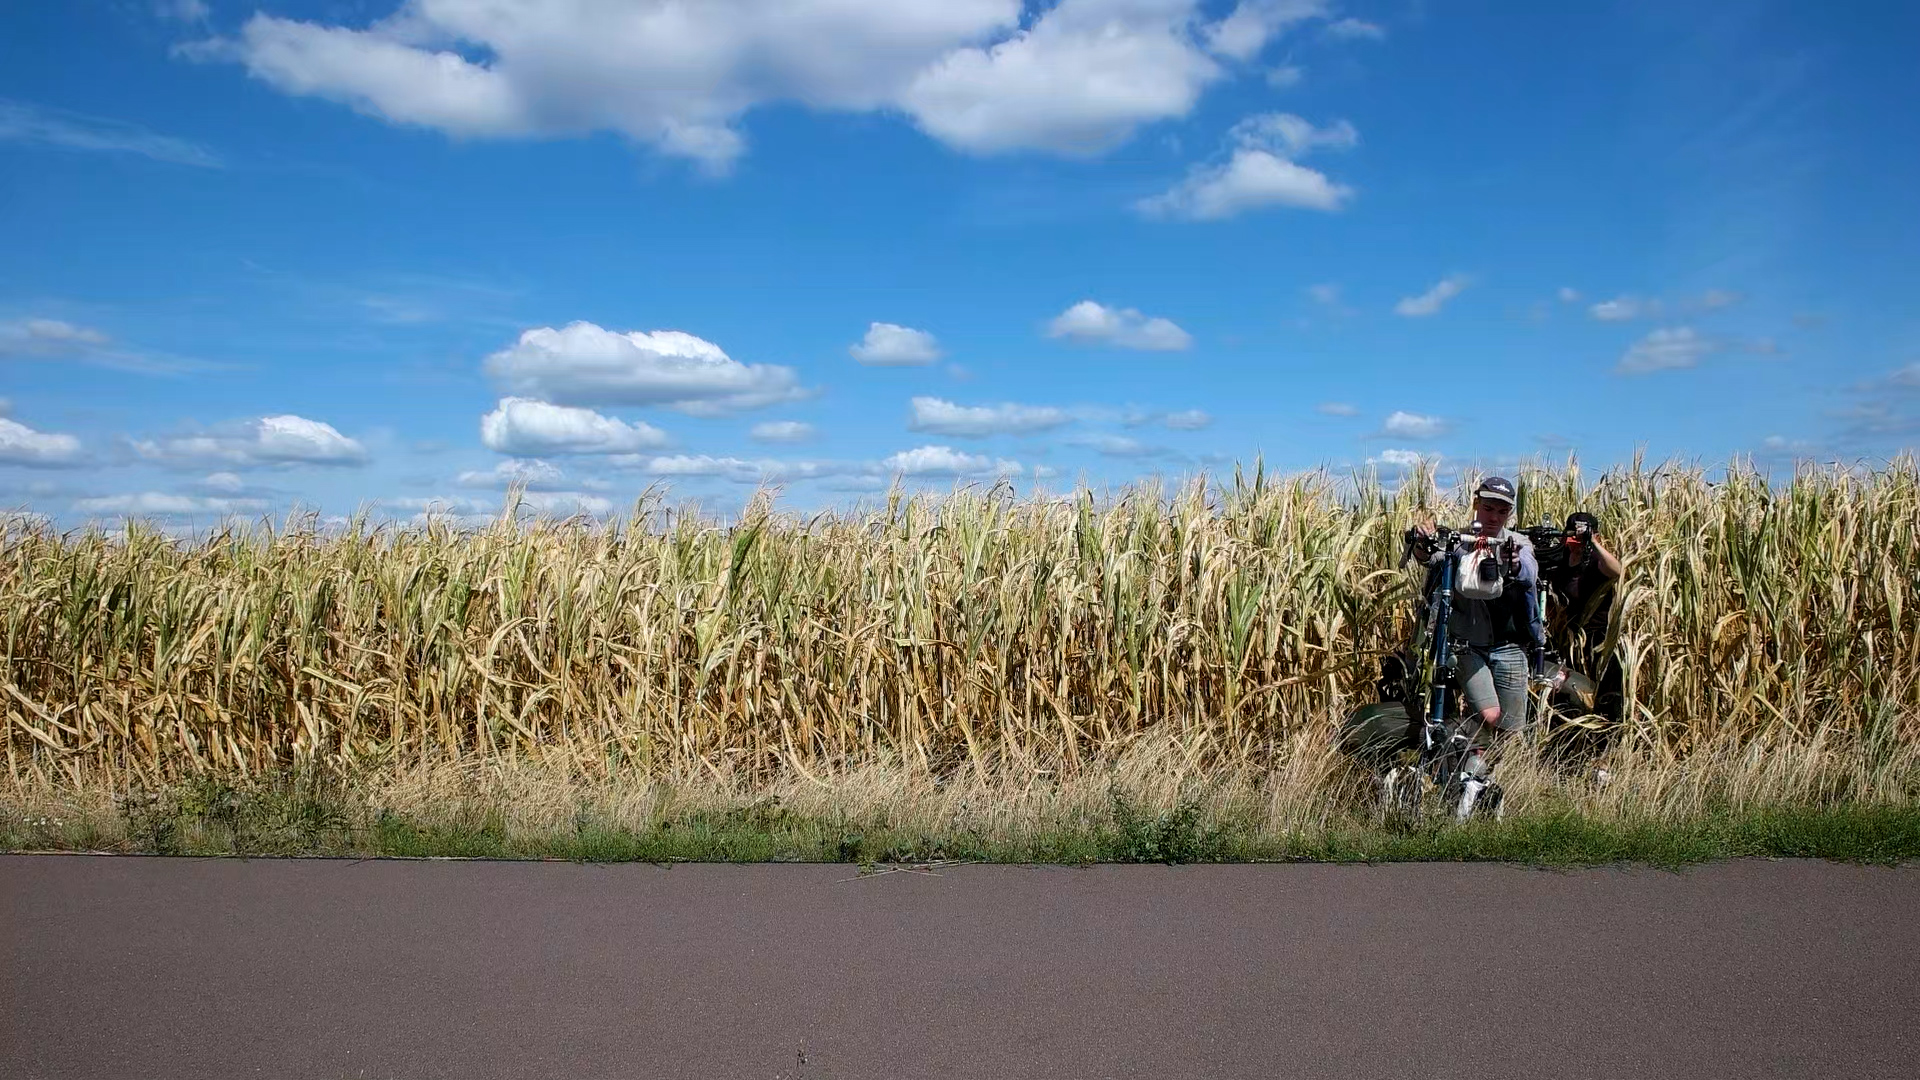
left=4, top=856, right=1915, bottom=1080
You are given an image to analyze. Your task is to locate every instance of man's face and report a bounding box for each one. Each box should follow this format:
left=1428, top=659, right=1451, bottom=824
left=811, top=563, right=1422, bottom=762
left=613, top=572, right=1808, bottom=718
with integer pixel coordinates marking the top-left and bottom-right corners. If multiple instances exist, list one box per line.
left=1474, top=498, right=1512, bottom=528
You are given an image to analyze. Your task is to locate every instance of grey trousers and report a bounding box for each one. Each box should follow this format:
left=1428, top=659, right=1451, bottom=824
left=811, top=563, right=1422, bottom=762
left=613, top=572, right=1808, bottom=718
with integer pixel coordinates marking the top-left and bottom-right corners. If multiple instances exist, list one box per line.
left=1458, top=643, right=1529, bottom=734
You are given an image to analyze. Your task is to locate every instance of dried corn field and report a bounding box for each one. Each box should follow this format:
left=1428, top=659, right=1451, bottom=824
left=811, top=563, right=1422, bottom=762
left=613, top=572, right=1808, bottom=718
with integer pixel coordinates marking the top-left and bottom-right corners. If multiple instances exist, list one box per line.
left=4, top=458, right=1919, bottom=830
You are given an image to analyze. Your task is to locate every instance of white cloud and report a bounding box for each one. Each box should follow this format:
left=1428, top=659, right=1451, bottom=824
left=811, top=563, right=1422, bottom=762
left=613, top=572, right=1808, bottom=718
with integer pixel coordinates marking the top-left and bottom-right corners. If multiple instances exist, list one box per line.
left=0, top=99, right=221, bottom=167
left=195, top=1, right=1336, bottom=168
left=73, top=492, right=269, bottom=516
left=1589, top=296, right=1654, bottom=321
left=882, top=445, right=1021, bottom=477
left=133, top=415, right=367, bottom=467
left=387, top=491, right=613, bottom=518
left=1136, top=112, right=1356, bottom=220
left=0, top=318, right=111, bottom=353
left=517, top=491, right=614, bottom=517
left=1589, top=291, right=1738, bottom=322
left=483, top=321, right=808, bottom=415
left=1032, top=464, right=1061, bottom=479
left=1381, top=411, right=1450, bottom=439
left=479, top=397, right=670, bottom=456
left=1163, top=408, right=1212, bottom=430
left=198, top=472, right=245, bottom=493
left=1324, top=17, right=1386, bottom=41
left=1305, top=281, right=1357, bottom=317
left=1557, top=287, right=1581, bottom=303
left=1394, top=275, right=1470, bottom=317
left=901, top=0, right=1226, bottom=157
left=1265, top=64, right=1305, bottom=88
left=455, top=458, right=569, bottom=490
left=1204, top=0, right=1329, bottom=62
left=1046, top=300, right=1192, bottom=351
left=1316, top=401, right=1359, bottom=417
left=0, top=317, right=205, bottom=375
left=1369, top=448, right=1428, bottom=469
left=1758, top=435, right=1822, bottom=457
left=156, top=0, right=210, bottom=23
left=624, top=454, right=854, bottom=484
left=1067, top=433, right=1162, bottom=457
left=908, top=396, right=1070, bottom=437
left=1616, top=327, right=1720, bottom=374
left=850, top=322, right=942, bottom=365
left=385, top=494, right=496, bottom=516
left=1830, top=362, right=1920, bottom=449
left=0, top=417, right=85, bottom=467
left=749, top=420, right=816, bottom=443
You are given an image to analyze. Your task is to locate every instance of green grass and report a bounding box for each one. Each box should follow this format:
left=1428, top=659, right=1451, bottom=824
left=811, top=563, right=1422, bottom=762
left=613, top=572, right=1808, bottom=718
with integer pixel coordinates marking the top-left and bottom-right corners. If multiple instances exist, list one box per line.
left=5, top=778, right=1916, bottom=868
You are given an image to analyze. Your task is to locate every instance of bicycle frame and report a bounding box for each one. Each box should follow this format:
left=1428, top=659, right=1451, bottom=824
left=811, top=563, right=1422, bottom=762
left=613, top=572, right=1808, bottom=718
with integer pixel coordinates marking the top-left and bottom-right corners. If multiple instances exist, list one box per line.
left=1387, top=526, right=1503, bottom=821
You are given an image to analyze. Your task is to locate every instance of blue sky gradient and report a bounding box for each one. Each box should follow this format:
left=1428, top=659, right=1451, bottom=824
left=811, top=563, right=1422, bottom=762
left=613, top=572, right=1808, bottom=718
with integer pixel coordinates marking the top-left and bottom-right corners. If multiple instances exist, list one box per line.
left=3, top=0, right=1917, bottom=528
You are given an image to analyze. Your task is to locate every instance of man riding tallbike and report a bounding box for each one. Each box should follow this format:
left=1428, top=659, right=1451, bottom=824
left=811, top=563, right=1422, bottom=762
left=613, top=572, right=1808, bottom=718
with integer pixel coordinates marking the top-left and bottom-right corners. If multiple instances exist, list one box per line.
left=1408, top=476, right=1548, bottom=814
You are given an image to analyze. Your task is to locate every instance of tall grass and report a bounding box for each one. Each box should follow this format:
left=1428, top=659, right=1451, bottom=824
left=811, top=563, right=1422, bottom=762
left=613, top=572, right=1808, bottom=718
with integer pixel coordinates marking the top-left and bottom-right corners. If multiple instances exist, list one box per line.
left=3, top=456, right=1917, bottom=852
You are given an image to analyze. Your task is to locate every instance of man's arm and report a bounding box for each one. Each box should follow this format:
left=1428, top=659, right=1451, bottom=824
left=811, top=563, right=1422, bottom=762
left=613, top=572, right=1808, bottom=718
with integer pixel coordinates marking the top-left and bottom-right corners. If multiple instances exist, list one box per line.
left=1589, top=534, right=1624, bottom=580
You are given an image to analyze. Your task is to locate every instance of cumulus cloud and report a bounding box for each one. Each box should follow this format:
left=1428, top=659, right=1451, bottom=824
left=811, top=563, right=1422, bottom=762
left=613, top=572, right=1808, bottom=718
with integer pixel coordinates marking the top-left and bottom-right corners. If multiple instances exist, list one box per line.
left=198, top=471, right=246, bottom=493
left=850, top=322, right=942, bottom=365
left=1266, top=64, right=1305, bottom=87
left=1590, top=290, right=1739, bottom=321
left=1163, top=408, right=1212, bottom=430
left=1046, top=301, right=1192, bottom=351
left=0, top=318, right=111, bottom=354
left=1557, top=287, right=1581, bottom=303
left=383, top=494, right=497, bottom=516
left=882, top=444, right=1021, bottom=477
left=483, top=321, right=809, bottom=415
left=1394, top=276, right=1471, bottom=317
left=0, top=417, right=85, bottom=467
left=133, top=415, right=367, bottom=467
left=1317, top=401, right=1359, bottom=417
left=386, top=491, right=611, bottom=520
left=1324, top=17, right=1386, bottom=40
left=1371, top=448, right=1426, bottom=468
left=1205, top=1, right=1328, bottom=62
left=479, top=397, right=669, bottom=455
left=1066, top=433, right=1164, bottom=457
left=0, top=317, right=206, bottom=375
left=1830, top=362, right=1920, bottom=449
left=454, top=458, right=570, bottom=491
left=188, top=1, right=1337, bottom=169
left=749, top=420, right=816, bottom=443
left=623, top=454, right=856, bottom=484
left=0, top=99, right=221, bottom=167
left=1136, top=111, right=1356, bottom=220
left=156, top=1, right=211, bottom=23
left=1615, top=327, right=1720, bottom=374
left=72, top=492, right=269, bottom=516
left=516, top=491, right=614, bottom=516
left=1589, top=296, right=1655, bottom=322
left=900, top=0, right=1228, bottom=157
left=1381, top=411, right=1450, bottom=439
left=908, top=396, right=1070, bottom=437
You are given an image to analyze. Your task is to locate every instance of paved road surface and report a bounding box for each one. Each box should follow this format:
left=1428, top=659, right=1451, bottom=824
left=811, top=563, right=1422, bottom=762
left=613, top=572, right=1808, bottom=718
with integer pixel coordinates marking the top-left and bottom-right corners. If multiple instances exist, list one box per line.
left=4, top=856, right=1915, bottom=1079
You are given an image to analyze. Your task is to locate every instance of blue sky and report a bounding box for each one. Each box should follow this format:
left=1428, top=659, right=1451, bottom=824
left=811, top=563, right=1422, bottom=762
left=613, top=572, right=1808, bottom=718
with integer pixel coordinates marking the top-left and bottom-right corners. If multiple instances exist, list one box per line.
left=3, top=0, right=1917, bottom=528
